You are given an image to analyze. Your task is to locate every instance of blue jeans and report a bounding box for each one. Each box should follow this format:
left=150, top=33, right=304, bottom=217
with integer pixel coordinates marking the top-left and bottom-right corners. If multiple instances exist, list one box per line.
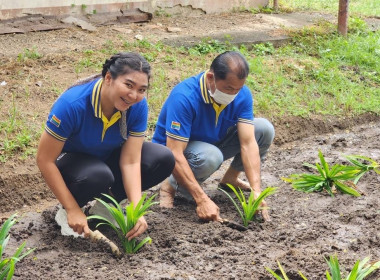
left=169, top=118, right=275, bottom=198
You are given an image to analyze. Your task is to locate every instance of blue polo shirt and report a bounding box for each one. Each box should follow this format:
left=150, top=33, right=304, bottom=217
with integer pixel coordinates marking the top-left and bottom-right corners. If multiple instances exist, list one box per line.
left=152, top=71, right=254, bottom=145
left=45, top=78, right=148, bottom=160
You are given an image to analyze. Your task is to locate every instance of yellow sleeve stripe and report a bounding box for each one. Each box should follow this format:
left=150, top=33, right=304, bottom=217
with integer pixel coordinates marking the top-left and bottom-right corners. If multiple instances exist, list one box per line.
left=129, top=131, right=145, bottom=137
left=166, top=132, right=189, bottom=142
left=238, top=118, right=254, bottom=125
left=45, top=126, right=67, bottom=142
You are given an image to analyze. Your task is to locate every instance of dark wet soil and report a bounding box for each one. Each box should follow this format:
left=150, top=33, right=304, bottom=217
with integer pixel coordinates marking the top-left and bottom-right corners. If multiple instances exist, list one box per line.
left=3, top=119, right=380, bottom=280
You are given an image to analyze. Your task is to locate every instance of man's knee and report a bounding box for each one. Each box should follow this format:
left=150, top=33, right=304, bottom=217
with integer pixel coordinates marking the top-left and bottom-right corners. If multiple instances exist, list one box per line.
left=254, top=118, right=275, bottom=146
left=193, top=147, right=223, bottom=181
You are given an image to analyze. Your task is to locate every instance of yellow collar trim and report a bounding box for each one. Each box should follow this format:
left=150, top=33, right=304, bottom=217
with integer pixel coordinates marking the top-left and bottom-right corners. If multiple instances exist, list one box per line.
left=200, top=71, right=212, bottom=104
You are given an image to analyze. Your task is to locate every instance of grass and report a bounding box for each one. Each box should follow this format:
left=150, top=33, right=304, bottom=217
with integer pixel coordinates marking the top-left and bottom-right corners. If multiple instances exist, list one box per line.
left=0, top=93, right=41, bottom=162
left=1, top=7, right=379, bottom=161
left=273, top=0, right=379, bottom=17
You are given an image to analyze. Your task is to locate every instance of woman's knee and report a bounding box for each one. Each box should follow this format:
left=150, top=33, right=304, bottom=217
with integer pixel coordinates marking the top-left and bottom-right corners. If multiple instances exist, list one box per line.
left=141, top=142, right=175, bottom=174
left=57, top=153, right=114, bottom=194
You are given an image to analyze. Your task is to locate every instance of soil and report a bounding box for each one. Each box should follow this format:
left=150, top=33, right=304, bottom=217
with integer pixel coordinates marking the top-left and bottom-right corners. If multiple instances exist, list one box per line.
left=1, top=11, right=379, bottom=280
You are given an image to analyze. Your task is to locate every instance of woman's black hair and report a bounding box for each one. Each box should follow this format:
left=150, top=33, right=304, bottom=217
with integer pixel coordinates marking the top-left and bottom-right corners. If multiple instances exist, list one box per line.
left=102, top=52, right=151, bottom=82
left=68, top=52, right=151, bottom=89
left=210, top=51, right=249, bottom=80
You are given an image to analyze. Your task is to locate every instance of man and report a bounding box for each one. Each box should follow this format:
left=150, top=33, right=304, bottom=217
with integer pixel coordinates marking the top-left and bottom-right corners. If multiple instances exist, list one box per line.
left=152, top=51, right=275, bottom=222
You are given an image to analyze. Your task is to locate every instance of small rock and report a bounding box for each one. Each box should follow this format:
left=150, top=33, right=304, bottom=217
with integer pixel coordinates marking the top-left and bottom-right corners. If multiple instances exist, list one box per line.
left=0, top=81, right=6, bottom=86
left=35, top=81, right=43, bottom=87
left=134, top=34, right=144, bottom=40
left=112, top=27, right=133, bottom=34
left=166, top=27, right=182, bottom=33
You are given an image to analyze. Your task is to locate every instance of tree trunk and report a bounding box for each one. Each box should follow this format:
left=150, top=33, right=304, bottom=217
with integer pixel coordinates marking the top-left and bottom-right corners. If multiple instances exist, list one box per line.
left=273, top=0, right=279, bottom=12
left=338, top=0, right=349, bottom=36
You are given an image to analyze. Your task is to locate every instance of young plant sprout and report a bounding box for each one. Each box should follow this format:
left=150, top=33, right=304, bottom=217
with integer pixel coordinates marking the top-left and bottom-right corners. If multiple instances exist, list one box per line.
left=344, top=155, right=380, bottom=184
left=218, top=183, right=277, bottom=227
left=87, top=193, right=158, bottom=254
left=266, top=260, right=308, bottom=280
left=266, top=256, right=380, bottom=280
left=1, top=214, right=35, bottom=280
left=326, top=255, right=380, bottom=280
left=283, top=150, right=361, bottom=197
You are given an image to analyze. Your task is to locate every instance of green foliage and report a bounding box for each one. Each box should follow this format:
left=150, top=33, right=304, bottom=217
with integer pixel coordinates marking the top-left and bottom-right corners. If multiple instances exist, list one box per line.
left=17, top=46, right=42, bottom=62
left=1, top=214, right=35, bottom=280
left=266, top=256, right=380, bottom=280
left=188, top=39, right=227, bottom=55
left=283, top=150, right=361, bottom=197
left=266, top=260, right=308, bottom=280
left=344, top=155, right=380, bottom=184
left=154, top=8, right=171, bottom=17
left=249, top=27, right=380, bottom=118
left=218, top=184, right=277, bottom=227
left=87, top=193, right=158, bottom=254
left=0, top=93, right=40, bottom=162
left=281, top=0, right=378, bottom=17
left=251, top=42, right=275, bottom=56
left=348, top=18, right=368, bottom=35
left=326, top=255, right=380, bottom=280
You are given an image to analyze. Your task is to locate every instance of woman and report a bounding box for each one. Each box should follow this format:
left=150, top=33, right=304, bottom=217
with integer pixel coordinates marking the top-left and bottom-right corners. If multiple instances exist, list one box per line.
left=37, top=52, right=174, bottom=240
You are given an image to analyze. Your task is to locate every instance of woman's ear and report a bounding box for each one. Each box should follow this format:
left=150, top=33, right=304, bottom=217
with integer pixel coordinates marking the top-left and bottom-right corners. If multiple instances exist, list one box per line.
left=104, top=71, right=112, bottom=85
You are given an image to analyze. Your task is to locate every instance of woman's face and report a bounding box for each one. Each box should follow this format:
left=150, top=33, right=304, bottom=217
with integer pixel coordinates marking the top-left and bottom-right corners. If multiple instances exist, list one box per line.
left=106, top=71, right=149, bottom=111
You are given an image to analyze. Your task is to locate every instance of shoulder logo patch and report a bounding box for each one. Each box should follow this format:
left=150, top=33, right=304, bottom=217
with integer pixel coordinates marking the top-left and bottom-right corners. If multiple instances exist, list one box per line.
left=171, top=121, right=181, bottom=130
left=50, top=115, right=61, bottom=127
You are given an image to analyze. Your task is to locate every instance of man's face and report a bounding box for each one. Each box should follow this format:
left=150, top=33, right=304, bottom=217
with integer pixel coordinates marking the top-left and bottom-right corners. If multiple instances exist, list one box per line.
left=208, top=72, right=246, bottom=95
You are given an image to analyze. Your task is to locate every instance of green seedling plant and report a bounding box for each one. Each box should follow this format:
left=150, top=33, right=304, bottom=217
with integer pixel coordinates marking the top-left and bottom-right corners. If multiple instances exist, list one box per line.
left=218, top=184, right=277, bottom=227
left=88, top=193, right=157, bottom=254
left=344, top=155, right=380, bottom=184
left=1, top=214, right=35, bottom=280
left=266, top=256, right=380, bottom=280
left=283, top=150, right=361, bottom=197
left=326, top=255, right=380, bottom=280
left=266, top=260, right=308, bottom=280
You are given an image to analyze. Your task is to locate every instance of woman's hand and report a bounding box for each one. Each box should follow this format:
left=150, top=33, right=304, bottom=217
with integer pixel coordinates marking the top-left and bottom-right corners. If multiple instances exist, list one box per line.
left=126, top=216, right=148, bottom=241
left=67, top=207, right=90, bottom=238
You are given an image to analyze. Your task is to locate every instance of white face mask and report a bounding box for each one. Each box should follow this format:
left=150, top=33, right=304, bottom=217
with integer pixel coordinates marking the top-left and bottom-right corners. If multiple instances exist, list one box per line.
left=208, top=82, right=237, bottom=105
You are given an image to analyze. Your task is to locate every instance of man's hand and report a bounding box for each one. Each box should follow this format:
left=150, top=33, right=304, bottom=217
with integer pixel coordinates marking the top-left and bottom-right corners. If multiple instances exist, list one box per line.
left=254, top=191, right=271, bottom=222
left=67, top=208, right=90, bottom=237
left=196, top=197, right=221, bottom=221
left=126, top=216, right=148, bottom=241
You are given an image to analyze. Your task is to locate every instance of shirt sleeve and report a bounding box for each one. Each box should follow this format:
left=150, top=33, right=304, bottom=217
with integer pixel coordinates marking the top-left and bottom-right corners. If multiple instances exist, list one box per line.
left=127, top=98, right=148, bottom=137
left=165, top=91, right=193, bottom=142
left=237, top=87, right=254, bottom=125
left=45, top=98, right=75, bottom=142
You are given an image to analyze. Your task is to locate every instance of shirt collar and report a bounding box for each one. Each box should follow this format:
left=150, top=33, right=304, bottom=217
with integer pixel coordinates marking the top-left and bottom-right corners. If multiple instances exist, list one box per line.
left=91, top=78, right=103, bottom=118
left=199, top=71, right=212, bottom=104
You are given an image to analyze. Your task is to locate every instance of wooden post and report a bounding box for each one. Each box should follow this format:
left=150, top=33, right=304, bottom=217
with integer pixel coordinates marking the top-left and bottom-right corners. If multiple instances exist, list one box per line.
left=273, top=0, right=279, bottom=12
left=338, top=0, right=349, bottom=36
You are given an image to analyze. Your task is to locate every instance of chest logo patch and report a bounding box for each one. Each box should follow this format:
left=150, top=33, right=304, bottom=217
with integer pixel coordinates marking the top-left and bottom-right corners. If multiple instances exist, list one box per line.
left=50, top=115, right=61, bottom=127
left=171, top=121, right=181, bottom=130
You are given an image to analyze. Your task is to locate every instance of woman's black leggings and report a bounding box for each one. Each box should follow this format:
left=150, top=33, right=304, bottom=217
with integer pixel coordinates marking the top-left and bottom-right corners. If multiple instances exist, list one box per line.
left=55, top=142, right=175, bottom=207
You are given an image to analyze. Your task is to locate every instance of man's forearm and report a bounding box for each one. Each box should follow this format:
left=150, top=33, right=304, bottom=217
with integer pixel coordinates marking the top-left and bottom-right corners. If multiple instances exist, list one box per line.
left=240, top=142, right=261, bottom=192
left=172, top=156, right=209, bottom=204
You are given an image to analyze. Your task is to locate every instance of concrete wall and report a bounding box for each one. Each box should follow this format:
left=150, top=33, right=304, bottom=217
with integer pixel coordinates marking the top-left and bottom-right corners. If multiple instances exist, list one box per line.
left=0, top=0, right=269, bottom=20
